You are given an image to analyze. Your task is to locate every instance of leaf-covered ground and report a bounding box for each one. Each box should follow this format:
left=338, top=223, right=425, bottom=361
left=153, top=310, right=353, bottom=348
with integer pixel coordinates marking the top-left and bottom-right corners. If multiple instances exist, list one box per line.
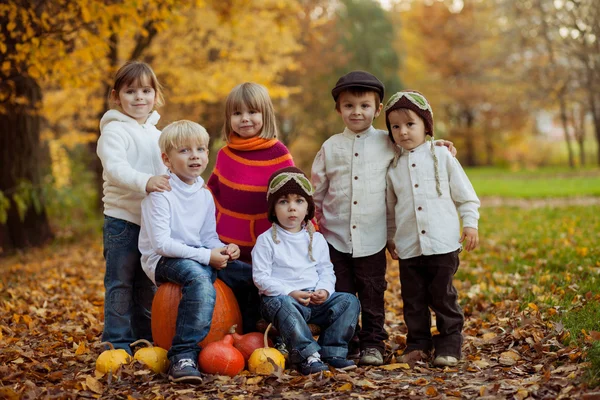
left=1, top=202, right=600, bottom=399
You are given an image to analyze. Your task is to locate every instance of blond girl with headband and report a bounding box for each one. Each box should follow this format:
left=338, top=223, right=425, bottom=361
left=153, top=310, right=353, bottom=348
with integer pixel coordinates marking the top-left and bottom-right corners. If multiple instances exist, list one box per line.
left=251, top=167, right=360, bottom=375
left=97, top=61, right=170, bottom=354
left=384, top=90, right=480, bottom=368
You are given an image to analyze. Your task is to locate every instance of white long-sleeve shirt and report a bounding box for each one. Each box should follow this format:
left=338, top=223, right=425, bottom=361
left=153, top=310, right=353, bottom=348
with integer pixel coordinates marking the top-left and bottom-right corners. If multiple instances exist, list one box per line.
left=386, top=142, right=480, bottom=259
left=97, top=110, right=167, bottom=225
left=311, top=126, right=396, bottom=257
left=139, top=172, right=225, bottom=284
left=251, top=225, right=336, bottom=297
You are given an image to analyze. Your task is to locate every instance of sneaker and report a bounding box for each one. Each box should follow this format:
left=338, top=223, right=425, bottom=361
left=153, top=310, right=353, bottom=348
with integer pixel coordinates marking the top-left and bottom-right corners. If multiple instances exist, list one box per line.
left=359, top=348, right=384, bottom=366
left=168, top=358, right=203, bottom=383
left=323, top=357, right=357, bottom=371
left=274, top=341, right=289, bottom=359
left=297, top=359, right=329, bottom=375
left=433, top=355, right=458, bottom=367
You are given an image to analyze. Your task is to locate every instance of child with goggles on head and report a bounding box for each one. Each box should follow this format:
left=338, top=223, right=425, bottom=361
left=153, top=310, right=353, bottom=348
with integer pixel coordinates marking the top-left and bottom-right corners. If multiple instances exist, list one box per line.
left=251, top=167, right=360, bottom=375
left=384, top=90, right=480, bottom=368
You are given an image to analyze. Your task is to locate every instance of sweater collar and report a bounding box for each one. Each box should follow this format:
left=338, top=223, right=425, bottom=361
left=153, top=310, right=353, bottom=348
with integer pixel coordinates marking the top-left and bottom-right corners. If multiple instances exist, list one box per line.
left=168, top=171, right=205, bottom=194
left=227, top=133, right=279, bottom=151
left=100, top=109, right=160, bottom=130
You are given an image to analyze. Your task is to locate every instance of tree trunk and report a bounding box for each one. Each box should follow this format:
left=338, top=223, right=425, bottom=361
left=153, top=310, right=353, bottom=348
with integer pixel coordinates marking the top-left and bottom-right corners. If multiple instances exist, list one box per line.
left=588, top=89, right=600, bottom=166
left=463, top=109, right=477, bottom=167
left=0, top=75, right=53, bottom=252
left=558, top=92, right=575, bottom=168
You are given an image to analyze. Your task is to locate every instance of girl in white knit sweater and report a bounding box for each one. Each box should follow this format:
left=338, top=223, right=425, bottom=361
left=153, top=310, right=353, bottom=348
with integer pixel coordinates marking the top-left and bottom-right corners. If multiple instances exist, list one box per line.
left=96, top=61, right=170, bottom=355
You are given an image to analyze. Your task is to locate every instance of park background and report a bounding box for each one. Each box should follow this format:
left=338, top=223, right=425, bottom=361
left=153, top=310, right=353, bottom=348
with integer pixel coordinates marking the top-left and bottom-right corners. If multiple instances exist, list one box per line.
left=1, top=0, right=600, bottom=398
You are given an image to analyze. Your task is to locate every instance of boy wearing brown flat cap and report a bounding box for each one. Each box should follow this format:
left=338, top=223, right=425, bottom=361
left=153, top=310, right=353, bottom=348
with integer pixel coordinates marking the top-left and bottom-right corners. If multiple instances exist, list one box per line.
left=311, top=71, right=456, bottom=366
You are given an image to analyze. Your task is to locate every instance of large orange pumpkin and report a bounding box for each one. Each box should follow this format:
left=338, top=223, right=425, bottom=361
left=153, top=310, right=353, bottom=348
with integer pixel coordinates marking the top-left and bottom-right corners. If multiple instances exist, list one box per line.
left=151, top=279, right=243, bottom=350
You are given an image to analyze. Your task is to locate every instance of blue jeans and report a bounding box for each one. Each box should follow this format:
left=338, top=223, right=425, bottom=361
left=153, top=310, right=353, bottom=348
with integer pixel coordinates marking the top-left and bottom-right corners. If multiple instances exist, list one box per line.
left=261, top=292, right=360, bottom=363
left=155, top=257, right=217, bottom=363
left=102, top=215, right=155, bottom=355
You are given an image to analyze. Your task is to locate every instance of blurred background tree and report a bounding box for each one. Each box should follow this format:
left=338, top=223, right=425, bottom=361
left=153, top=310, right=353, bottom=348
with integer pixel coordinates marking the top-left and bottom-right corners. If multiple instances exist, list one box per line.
left=1, top=0, right=599, bottom=251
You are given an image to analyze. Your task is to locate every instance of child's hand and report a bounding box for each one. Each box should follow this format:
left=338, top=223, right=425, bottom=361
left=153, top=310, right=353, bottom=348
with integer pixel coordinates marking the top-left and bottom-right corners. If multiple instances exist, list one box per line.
left=386, top=240, right=399, bottom=260
left=209, top=247, right=229, bottom=270
left=309, top=289, right=329, bottom=305
left=146, top=175, right=171, bottom=193
left=435, top=140, right=457, bottom=157
left=225, top=243, right=240, bottom=261
left=289, top=290, right=312, bottom=306
left=459, top=227, right=479, bottom=251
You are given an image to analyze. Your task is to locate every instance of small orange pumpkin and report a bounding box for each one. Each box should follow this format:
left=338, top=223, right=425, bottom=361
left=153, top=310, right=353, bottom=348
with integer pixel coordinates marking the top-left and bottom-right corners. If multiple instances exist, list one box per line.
left=229, top=324, right=273, bottom=361
left=152, top=279, right=243, bottom=350
left=198, top=334, right=245, bottom=377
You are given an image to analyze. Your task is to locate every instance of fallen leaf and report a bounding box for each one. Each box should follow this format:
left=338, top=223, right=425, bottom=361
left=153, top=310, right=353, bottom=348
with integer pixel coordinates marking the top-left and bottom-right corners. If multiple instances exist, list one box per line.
left=380, top=363, right=410, bottom=370
left=336, top=383, right=353, bottom=391
left=86, top=375, right=103, bottom=394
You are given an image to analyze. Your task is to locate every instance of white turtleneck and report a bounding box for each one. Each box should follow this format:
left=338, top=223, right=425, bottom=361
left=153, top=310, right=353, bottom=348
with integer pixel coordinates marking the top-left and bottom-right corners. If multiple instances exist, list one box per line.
left=251, top=225, right=336, bottom=297
left=139, top=172, right=225, bottom=284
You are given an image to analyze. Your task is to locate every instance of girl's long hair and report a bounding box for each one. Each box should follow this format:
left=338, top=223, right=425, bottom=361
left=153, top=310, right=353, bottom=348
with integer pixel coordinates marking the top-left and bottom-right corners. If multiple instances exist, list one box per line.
left=222, top=82, right=278, bottom=141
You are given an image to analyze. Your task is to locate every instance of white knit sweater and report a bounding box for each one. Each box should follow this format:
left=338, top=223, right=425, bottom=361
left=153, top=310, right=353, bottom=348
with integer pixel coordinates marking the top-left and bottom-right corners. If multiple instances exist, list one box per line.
left=97, top=110, right=166, bottom=225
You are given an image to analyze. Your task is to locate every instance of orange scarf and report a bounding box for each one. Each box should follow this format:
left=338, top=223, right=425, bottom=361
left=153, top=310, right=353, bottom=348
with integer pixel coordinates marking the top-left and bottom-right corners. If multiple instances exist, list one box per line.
left=228, top=133, right=278, bottom=151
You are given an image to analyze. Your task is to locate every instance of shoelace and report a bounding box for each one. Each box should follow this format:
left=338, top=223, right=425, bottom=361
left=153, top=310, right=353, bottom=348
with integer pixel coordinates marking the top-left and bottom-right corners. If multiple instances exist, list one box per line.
left=175, top=359, right=196, bottom=370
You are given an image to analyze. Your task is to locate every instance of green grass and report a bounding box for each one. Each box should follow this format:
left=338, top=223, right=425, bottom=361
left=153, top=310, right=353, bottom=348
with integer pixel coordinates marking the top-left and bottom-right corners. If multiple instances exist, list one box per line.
left=465, top=166, right=600, bottom=197
left=458, top=204, right=600, bottom=386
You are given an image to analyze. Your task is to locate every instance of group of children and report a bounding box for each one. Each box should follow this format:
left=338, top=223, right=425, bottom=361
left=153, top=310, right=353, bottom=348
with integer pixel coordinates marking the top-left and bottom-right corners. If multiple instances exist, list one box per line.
left=97, top=61, right=480, bottom=384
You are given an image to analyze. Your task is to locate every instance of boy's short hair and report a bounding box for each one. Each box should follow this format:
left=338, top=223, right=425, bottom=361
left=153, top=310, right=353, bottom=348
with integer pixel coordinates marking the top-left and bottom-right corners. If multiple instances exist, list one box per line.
left=159, top=120, right=210, bottom=154
left=331, top=70, right=384, bottom=111
left=334, top=88, right=382, bottom=112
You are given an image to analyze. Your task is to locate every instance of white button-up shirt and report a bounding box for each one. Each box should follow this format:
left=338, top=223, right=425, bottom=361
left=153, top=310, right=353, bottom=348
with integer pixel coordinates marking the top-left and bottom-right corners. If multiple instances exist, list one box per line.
left=386, top=142, right=480, bottom=259
left=311, top=126, right=396, bottom=257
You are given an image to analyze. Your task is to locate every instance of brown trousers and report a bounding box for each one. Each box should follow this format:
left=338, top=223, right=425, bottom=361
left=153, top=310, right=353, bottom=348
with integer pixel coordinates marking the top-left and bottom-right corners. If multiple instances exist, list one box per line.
left=399, top=250, right=464, bottom=358
left=328, top=245, right=388, bottom=352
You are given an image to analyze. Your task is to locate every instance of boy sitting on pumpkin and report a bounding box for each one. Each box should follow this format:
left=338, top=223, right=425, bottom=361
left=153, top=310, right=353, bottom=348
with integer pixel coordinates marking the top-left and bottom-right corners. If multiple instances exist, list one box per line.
left=138, top=120, right=255, bottom=383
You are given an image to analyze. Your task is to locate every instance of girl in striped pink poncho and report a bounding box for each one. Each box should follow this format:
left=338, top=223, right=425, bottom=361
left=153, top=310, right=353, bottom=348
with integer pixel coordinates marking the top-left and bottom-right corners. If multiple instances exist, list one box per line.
left=207, top=82, right=294, bottom=264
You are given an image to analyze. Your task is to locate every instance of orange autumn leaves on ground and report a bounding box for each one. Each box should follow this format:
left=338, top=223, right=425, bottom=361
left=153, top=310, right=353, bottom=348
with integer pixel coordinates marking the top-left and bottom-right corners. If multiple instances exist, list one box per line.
left=0, top=226, right=598, bottom=398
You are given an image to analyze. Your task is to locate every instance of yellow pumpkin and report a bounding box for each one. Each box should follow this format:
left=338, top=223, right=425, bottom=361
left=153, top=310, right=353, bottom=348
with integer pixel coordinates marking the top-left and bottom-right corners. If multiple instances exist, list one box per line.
left=248, top=323, right=286, bottom=375
left=131, top=339, right=169, bottom=373
left=96, top=342, right=132, bottom=374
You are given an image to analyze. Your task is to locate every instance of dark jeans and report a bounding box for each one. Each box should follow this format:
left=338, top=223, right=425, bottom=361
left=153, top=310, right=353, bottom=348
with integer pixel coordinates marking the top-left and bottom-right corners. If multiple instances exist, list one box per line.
left=400, top=250, right=463, bottom=358
left=155, top=257, right=259, bottom=362
left=102, top=216, right=155, bottom=355
left=261, top=292, right=360, bottom=363
left=217, top=260, right=261, bottom=334
left=328, top=245, right=388, bottom=353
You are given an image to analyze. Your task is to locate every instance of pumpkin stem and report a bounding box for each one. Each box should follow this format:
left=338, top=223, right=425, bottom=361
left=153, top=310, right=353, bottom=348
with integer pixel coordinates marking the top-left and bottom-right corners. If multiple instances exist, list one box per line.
left=99, top=341, right=115, bottom=350
left=229, top=324, right=238, bottom=334
left=264, top=323, right=273, bottom=348
left=130, top=339, right=153, bottom=348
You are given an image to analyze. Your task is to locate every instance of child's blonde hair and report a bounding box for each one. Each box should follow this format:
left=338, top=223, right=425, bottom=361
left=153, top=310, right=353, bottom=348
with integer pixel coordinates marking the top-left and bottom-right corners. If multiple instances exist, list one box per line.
left=159, top=120, right=210, bottom=155
left=222, top=82, right=278, bottom=142
left=109, top=61, right=164, bottom=108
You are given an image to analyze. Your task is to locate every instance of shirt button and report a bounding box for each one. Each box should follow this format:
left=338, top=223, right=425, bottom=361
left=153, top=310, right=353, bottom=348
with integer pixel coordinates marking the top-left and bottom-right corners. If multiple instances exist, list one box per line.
left=354, top=176, right=358, bottom=180
left=414, top=184, right=419, bottom=188
left=410, top=150, right=414, bottom=153
left=418, top=206, right=422, bottom=211
left=353, top=225, right=357, bottom=229
left=353, top=201, right=358, bottom=205
left=357, top=135, right=361, bottom=138
left=412, top=163, right=416, bottom=167
left=355, top=153, right=359, bottom=157
left=421, top=230, right=426, bottom=234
